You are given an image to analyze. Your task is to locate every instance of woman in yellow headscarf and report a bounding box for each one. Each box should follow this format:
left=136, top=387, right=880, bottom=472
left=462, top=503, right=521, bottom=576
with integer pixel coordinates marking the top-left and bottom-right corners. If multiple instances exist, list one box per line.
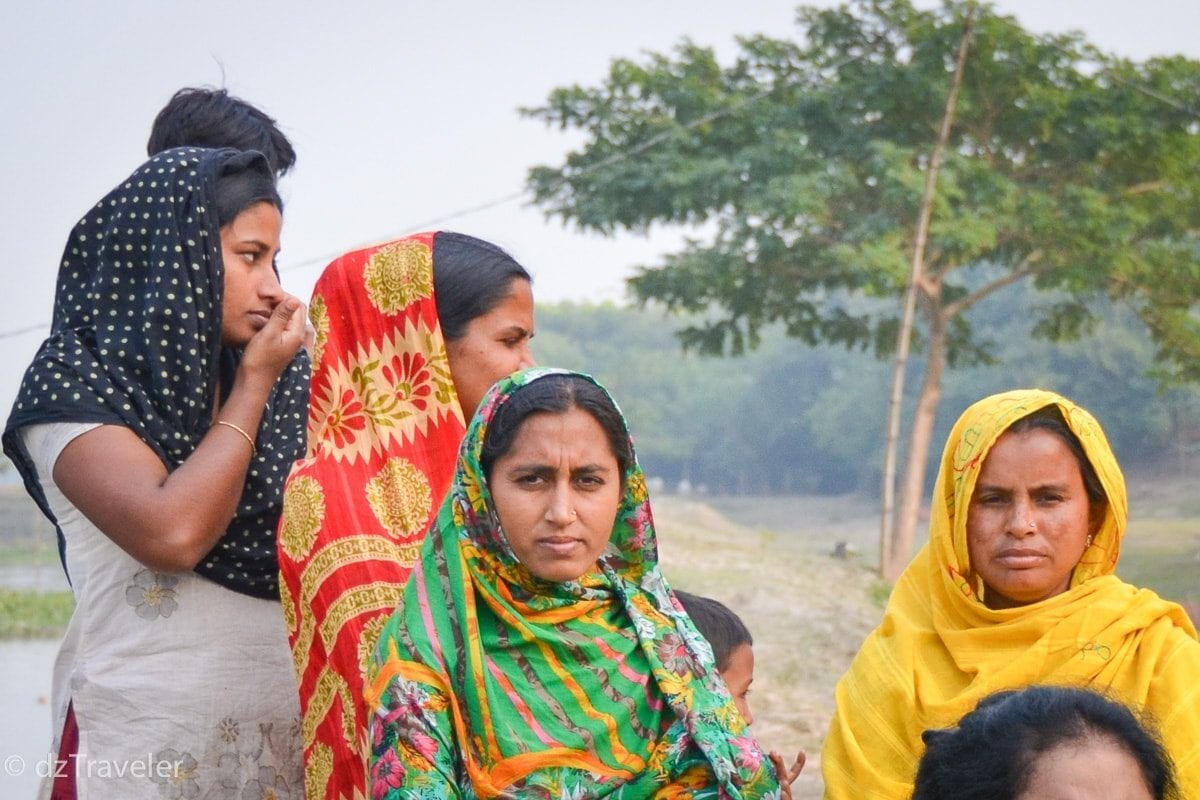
left=821, top=389, right=1200, bottom=800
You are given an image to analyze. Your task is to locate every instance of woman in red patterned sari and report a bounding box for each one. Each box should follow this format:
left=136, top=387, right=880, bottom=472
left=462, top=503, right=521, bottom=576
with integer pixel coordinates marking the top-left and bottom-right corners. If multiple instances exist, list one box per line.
left=277, top=231, right=535, bottom=800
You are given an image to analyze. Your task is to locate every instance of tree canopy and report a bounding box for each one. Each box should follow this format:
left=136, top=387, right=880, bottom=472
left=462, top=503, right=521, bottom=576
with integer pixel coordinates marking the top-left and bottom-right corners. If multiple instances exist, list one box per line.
left=525, top=0, right=1200, bottom=575
left=525, top=0, right=1200, bottom=373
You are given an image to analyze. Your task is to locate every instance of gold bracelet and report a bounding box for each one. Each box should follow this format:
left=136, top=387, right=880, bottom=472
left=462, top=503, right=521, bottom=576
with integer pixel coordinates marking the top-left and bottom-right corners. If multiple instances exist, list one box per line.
left=215, top=420, right=256, bottom=455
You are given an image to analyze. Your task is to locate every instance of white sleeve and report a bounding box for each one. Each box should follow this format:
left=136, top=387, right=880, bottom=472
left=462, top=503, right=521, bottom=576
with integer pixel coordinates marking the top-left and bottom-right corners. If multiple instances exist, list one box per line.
left=19, top=422, right=104, bottom=486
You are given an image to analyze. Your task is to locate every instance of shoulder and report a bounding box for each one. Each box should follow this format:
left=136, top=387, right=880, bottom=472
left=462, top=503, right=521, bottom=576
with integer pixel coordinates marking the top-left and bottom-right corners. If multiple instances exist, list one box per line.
left=20, top=422, right=104, bottom=477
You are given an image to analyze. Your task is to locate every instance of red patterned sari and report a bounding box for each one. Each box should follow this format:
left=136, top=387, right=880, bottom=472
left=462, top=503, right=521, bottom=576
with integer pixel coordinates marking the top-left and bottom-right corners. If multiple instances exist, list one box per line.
left=278, top=232, right=467, bottom=800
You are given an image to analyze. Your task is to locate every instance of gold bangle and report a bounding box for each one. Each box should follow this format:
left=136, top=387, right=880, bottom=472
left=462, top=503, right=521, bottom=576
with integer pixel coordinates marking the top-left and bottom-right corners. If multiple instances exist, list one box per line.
left=215, top=420, right=256, bottom=455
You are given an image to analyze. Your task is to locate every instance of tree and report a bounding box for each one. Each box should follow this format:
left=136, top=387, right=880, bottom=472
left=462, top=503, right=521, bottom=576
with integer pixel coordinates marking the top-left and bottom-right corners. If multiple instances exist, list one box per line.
left=524, top=0, right=1200, bottom=579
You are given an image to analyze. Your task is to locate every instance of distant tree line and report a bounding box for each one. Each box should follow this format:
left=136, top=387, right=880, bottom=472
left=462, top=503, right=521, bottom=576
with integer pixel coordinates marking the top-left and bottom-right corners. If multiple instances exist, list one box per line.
left=534, top=289, right=1200, bottom=497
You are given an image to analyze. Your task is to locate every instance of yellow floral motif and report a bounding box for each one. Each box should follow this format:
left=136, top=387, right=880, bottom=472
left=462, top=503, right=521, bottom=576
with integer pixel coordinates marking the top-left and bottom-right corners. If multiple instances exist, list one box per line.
left=366, top=457, right=432, bottom=538
left=305, top=743, right=333, bottom=800
left=279, top=576, right=297, bottom=635
left=306, top=316, right=457, bottom=465
left=626, top=471, right=649, bottom=504
left=280, top=476, right=325, bottom=560
left=357, top=615, right=389, bottom=680
left=309, top=294, right=330, bottom=368
left=462, top=469, right=488, bottom=514
left=363, top=239, right=433, bottom=315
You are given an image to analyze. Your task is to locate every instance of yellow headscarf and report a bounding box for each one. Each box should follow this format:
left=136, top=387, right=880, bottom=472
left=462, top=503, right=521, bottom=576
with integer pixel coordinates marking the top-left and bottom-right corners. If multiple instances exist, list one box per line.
left=821, top=389, right=1200, bottom=800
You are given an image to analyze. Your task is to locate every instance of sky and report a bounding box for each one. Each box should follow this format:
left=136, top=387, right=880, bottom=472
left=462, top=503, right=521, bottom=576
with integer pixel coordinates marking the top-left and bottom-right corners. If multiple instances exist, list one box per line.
left=2, top=0, right=1199, bottom=419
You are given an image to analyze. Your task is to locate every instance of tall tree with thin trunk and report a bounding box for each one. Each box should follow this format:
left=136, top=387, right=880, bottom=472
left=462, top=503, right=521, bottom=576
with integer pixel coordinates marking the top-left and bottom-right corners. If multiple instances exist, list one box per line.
left=881, top=5, right=976, bottom=580
left=524, top=0, right=1200, bottom=575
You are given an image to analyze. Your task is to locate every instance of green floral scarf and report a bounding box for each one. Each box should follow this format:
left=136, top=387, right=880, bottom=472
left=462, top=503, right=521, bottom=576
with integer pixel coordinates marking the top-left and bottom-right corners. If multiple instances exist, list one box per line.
left=367, top=368, right=780, bottom=798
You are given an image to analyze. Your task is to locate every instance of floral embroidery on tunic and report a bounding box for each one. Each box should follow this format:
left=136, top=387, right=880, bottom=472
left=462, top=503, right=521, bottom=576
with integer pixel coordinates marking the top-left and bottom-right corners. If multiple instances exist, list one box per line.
left=126, top=569, right=180, bottom=620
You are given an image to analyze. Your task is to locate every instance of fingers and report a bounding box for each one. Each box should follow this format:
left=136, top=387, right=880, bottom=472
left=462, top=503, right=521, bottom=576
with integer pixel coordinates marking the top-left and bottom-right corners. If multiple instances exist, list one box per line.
left=770, top=751, right=796, bottom=800
left=769, top=749, right=806, bottom=782
left=260, top=295, right=305, bottom=346
left=241, top=294, right=305, bottom=376
left=280, top=296, right=306, bottom=341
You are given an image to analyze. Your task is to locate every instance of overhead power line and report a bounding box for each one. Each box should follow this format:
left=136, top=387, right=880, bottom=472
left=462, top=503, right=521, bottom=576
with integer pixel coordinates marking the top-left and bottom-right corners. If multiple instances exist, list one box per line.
left=2, top=34, right=1196, bottom=343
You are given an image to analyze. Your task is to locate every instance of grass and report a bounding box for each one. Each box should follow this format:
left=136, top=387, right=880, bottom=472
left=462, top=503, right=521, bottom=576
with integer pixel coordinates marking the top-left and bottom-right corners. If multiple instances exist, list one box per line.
left=0, top=539, right=60, bottom=567
left=0, top=588, right=74, bottom=639
left=1117, top=518, right=1200, bottom=604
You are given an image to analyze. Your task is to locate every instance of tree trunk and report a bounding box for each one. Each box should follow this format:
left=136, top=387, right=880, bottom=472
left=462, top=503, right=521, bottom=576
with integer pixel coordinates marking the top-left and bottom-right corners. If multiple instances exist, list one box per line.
left=886, top=303, right=948, bottom=580
left=879, top=5, right=977, bottom=578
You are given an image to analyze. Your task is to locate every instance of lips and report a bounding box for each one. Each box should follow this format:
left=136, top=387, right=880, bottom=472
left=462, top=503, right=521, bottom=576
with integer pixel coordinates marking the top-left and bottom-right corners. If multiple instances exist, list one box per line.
left=248, top=310, right=271, bottom=327
left=995, top=548, right=1047, bottom=569
left=537, top=537, right=583, bottom=555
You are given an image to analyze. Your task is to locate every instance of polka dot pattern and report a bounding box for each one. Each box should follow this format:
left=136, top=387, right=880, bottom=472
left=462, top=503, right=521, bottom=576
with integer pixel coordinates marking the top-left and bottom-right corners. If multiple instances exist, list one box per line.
left=2, top=147, right=310, bottom=599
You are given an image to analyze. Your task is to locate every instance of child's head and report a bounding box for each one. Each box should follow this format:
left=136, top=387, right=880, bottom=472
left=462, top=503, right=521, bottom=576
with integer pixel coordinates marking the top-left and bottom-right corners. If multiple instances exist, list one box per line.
left=913, top=685, right=1177, bottom=800
left=675, top=589, right=756, bottom=724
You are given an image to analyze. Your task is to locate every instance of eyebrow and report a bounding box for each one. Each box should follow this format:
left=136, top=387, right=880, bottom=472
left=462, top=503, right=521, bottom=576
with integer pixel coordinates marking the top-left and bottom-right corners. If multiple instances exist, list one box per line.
left=506, top=462, right=612, bottom=474
left=974, top=481, right=1071, bottom=494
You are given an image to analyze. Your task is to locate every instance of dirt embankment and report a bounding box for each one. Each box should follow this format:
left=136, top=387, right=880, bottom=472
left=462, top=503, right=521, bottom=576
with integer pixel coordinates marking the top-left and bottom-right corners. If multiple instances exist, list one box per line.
left=652, top=496, right=883, bottom=800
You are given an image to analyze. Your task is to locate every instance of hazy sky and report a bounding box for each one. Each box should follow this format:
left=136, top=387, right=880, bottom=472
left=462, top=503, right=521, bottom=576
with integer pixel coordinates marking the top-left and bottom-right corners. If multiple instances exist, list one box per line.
left=2, top=0, right=1199, bottom=417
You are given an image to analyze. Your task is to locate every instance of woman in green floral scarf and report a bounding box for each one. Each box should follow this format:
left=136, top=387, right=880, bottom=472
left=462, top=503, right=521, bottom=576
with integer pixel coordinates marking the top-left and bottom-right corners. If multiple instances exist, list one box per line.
left=366, top=369, right=781, bottom=798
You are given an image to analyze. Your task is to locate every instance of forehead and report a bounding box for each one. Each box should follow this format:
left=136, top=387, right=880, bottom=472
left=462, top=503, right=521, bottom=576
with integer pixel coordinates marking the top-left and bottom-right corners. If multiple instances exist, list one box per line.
left=502, top=407, right=613, bottom=460
left=978, top=428, right=1083, bottom=485
left=220, top=201, right=281, bottom=239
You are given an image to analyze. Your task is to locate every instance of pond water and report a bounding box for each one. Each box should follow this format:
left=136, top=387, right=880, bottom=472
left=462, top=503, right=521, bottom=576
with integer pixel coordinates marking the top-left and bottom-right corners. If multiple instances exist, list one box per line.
left=0, top=638, right=58, bottom=799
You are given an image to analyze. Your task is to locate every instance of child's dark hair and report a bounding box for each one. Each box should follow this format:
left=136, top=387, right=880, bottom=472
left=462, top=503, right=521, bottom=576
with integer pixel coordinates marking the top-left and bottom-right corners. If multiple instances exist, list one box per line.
left=913, top=685, right=1178, bottom=800
left=673, top=589, right=752, bottom=671
left=149, top=87, right=296, bottom=176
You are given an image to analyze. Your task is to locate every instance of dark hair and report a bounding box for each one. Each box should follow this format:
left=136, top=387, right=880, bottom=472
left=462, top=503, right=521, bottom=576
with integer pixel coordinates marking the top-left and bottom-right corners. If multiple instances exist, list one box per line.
left=673, top=590, right=753, bottom=671
left=148, top=87, right=297, bottom=176
left=433, top=231, right=532, bottom=340
left=481, top=374, right=631, bottom=486
left=913, top=686, right=1178, bottom=800
left=214, top=153, right=281, bottom=228
left=1006, top=405, right=1108, bottom=514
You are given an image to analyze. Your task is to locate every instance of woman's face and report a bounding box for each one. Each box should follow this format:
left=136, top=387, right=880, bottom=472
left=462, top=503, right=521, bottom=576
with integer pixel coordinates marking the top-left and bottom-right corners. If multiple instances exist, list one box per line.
left=967, top=428, right=1096, bottom=609
left=220, top=201, right=283, bottom=347
left=489, top=406, right=621, bottom=583
left=446, top=280, right=535, bottom=418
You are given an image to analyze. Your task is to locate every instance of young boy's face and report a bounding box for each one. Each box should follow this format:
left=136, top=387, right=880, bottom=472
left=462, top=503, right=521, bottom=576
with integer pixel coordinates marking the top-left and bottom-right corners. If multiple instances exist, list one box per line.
left=722, top=643, right=756, bottom=726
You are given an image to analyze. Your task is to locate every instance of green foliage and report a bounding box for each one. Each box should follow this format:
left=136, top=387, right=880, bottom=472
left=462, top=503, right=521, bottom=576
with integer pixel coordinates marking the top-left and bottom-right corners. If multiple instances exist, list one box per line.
left=533, top=297, right=1200, bottom=494
left=524, top=0, right=1200, bottom=383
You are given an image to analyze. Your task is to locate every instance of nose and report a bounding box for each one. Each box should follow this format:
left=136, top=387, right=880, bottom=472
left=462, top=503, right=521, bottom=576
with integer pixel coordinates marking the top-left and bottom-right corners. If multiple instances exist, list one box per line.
left=544, top=482, right=574, bottom=526
left=1009, top=499, right=1037, bottom=537
left=736, top=699, right=754, bottom=726
left=260, top=268, right=285, bottom=305
left=518, top=342, right=536, bottom=369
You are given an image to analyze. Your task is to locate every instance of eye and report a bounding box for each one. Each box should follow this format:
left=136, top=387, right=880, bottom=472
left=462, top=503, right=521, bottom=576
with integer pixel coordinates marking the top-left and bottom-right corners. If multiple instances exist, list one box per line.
left=235, top=247, right=264, bottom=266
left=514, top=473, right=545, bottom=487
left=575, top=474, right=606, bottom=490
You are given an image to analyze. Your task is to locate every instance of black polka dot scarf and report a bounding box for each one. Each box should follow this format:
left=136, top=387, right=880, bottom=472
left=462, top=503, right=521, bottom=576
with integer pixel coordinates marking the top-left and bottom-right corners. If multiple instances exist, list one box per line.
left=2, top=147, right=309, bottom=600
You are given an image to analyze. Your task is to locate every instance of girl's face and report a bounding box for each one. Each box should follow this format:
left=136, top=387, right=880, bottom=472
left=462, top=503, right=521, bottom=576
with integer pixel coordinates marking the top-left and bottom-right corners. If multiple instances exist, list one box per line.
left=489, top=407, right=621, bottom=583
left=966, top=428, right=1095, bottom=609
left=722, top=643, right=756, bottom=725
left=445, top=280, right=535, bottom=418
left=219, top=201, right=283, bottom=347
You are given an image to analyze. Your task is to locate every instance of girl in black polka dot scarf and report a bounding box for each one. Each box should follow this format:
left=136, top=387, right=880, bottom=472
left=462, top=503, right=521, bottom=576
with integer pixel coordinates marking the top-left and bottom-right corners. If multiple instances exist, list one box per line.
left=3, top=147, right=309, bottom=599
